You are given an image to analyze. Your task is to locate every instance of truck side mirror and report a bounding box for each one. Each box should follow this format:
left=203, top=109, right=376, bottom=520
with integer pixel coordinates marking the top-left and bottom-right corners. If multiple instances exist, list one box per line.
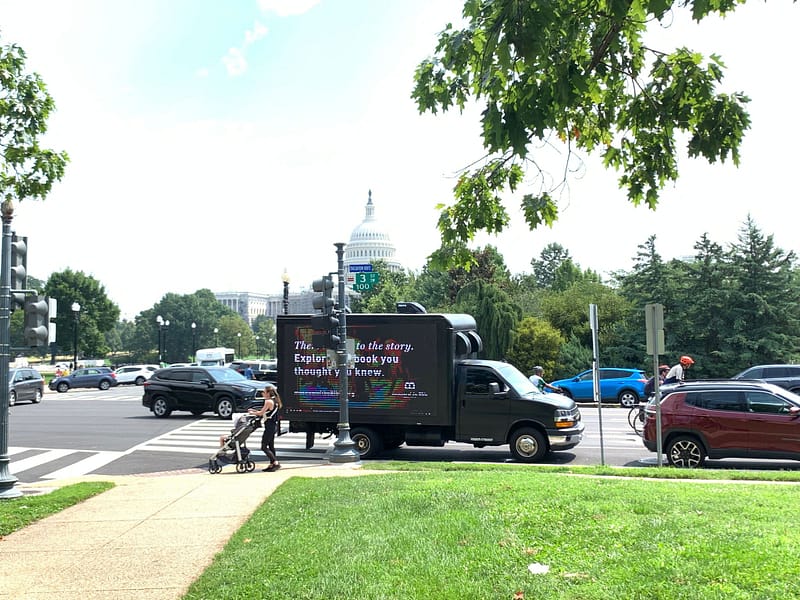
left=489, top=382, right=501, bottom=394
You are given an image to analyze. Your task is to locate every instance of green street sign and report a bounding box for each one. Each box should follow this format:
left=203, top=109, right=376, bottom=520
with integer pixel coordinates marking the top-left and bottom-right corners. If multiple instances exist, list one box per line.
left=352, top=271, right=380, bottom=291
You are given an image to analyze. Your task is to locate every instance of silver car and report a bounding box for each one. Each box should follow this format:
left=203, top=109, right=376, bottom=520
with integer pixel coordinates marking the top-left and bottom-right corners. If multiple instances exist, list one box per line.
left=9, top=367, right=44, bottom=405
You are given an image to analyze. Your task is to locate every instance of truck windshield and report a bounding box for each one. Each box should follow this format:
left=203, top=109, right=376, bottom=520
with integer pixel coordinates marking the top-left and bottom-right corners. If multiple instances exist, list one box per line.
left=497, top=363, right=545, bottom=397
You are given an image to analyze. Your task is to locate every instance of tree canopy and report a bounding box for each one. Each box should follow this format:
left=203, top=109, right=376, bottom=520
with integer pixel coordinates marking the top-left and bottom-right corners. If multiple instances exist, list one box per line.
left=413, top=0, right=754, bottom=267
left=0, top=38, right=68, bottom=205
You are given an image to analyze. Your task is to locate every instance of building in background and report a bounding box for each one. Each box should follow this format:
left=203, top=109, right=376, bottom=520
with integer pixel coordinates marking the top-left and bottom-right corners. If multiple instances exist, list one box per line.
left=216, top=190, right=401, bottom=325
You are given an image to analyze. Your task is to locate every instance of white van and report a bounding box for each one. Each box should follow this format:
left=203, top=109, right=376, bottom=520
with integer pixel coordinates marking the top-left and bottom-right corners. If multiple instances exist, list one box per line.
left=195, top=347, right=235, bottom=367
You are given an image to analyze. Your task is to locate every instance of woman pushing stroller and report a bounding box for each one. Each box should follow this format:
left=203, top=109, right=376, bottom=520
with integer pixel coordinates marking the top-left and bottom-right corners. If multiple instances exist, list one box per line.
left=249, top=384, right=282, bottom=472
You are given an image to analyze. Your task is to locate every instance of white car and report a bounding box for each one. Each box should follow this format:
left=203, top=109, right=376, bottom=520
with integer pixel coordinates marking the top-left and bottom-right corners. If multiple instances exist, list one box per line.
left=113, top=364, right=159, bottom=385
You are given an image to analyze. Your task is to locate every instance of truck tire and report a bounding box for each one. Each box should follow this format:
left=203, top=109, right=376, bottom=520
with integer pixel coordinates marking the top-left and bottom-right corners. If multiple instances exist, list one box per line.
left=509, top=427, right=547, bottom=463
left=350, top=427, right=383, bottom=459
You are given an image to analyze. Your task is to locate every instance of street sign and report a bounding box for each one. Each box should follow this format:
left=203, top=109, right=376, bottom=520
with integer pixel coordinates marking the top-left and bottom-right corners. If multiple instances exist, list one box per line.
left=348, top=264, right=373, bottom=272
left=352, top=271, right=380, bottom=291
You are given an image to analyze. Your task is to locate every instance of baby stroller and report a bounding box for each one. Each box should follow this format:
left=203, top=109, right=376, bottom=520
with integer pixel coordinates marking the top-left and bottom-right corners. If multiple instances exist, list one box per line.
left=208, top=414, right=261, bottom=474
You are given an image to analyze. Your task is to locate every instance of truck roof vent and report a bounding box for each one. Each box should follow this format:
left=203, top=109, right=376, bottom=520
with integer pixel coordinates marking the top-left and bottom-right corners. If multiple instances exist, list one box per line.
left=396, top=302, right=426, bottom=314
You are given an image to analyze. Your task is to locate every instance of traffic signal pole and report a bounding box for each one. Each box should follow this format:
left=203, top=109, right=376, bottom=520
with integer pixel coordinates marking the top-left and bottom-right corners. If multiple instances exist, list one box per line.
left=327, top=242, right=359, bottom=464
left=0, top=200, right=21, bottom=498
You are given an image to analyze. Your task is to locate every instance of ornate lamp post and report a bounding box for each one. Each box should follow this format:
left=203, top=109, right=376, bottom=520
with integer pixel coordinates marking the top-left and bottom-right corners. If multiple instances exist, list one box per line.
left=255, top=335, right=260, bottom=358
left=282, top=269, right=290, bottom=314
left=237, top=332, right=242, bottom=357
left=191, top=322, right=197, bottom=357
left=71, top=302, right=81, bottom=371
left=214, top=327, right=219, bottom=346
left=156, top=315, right=170, bottom=364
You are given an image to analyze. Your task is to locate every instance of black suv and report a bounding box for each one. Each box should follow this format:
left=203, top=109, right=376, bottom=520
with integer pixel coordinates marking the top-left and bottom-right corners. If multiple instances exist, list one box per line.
left=732, top=364, right=800, bottom=394
left=142, top=366, right=268, bottom=419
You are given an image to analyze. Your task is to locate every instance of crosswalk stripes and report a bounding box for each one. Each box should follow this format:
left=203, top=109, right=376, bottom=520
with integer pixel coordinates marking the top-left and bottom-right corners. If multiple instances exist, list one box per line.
left=8, top=446, right=125, bottom=481
left=131, top=418, right=332, bottom=459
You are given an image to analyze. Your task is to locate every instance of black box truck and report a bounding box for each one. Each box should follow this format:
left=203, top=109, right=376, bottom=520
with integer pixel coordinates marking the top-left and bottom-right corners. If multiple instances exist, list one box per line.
left=277, top=312, right=584, bottom=462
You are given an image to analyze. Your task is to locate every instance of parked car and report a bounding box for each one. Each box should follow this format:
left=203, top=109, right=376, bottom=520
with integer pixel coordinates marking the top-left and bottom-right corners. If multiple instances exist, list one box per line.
left=113, top=364, right=159, bottom=386
left=229, top=360, right=278, bottom=382
left=49, top=367, right=118, bottom=393
left=142, top=366, right=268, bottom=419
left=8, top=367, right=44, bottom=406
left=549, top=368, right=647, bottom=407
left=642, top=379, right=800, bottom=468
left=732, top=364, right=800, bottom=394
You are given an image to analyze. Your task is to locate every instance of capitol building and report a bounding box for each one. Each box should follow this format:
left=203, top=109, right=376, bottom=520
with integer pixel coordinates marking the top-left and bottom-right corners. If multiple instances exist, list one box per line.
left=216, top=190, right=401, bottom=324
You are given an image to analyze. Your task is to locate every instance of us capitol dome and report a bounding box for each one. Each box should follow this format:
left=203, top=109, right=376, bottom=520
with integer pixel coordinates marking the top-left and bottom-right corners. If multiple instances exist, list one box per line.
left=344, top=190, right=402, bottom=273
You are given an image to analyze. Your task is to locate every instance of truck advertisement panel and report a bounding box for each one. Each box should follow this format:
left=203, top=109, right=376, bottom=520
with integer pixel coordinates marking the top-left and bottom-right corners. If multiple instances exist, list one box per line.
left=280, top=316, right=450, bottom=423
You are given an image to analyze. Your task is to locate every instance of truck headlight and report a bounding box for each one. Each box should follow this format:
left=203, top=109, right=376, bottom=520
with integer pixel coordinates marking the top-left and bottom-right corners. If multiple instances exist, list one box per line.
left=554, top=408, right=578, bottom=428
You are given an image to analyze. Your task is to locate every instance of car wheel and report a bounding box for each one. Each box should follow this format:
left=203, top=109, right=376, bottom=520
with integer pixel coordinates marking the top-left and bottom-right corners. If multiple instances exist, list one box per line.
left=216, top=398, right=234, bottom=420
left=9, top=390, right=16, bottom=406
left=32, top=389, right=42, bottom=404
left=98, top=380, right=111, bottom=390
left=350, top=427, right=383, bottom=459
left=618, top=390, right=639, bottom=408
left=135, top=376, right=146, bottom=385
left=509, top=427, right=548, bottom=463
left=57, top=382, right=69, bottom=393
left=152, top=397, right=172, bottom=418
left=666, top=435, right=706, bottom=468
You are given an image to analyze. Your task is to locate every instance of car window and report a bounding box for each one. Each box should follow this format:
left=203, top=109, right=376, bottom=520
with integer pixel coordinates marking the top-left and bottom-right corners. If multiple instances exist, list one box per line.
left=763, top=367, right=788, bottom=378
left=465, top=368, right=505, bottom=394
left=747, top=391, right=793, bottom=414
left=739, top=367, right=762, bottom=379
left=578, top=371, right=592, bottom=382
left=600, top=370, right=623, bottom=379
left=689, top=391, right=747, bottom=412
left=190, top=371, right=210, bottom=383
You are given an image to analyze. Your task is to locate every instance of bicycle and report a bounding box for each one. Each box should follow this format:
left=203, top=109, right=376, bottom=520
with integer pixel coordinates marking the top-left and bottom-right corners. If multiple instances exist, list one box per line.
left=627, top=402, right=647, bottom=436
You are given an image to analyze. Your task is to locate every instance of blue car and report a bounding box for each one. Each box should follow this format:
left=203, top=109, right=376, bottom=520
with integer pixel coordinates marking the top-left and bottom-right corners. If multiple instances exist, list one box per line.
left=550, top=368, right=647, bottom=407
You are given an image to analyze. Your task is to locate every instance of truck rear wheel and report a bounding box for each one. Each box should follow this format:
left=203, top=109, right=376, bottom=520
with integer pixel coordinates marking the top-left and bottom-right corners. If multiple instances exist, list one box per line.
left=350, top=427, right=383, bottom=459
left=509, top=427, right=547, bottom=463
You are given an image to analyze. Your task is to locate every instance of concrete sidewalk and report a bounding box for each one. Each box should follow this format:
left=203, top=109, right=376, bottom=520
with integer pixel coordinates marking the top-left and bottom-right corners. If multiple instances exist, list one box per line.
left=0, top=463, right=365, bottom=600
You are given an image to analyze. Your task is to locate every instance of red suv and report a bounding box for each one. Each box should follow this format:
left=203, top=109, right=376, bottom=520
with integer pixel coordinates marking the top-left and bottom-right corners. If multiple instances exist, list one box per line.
left=643, top=380, right=800, bottom=467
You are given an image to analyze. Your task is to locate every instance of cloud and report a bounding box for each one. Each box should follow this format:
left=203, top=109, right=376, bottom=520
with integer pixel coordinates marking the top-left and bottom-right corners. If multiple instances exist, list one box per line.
left=257, top=0, right=320, bottom=17
left=221, top=20, right=268, bottom=76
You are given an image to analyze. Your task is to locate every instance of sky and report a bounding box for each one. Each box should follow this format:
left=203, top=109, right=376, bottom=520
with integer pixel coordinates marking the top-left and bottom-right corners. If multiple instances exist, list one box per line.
left=0, top=0, right=798, bottom=320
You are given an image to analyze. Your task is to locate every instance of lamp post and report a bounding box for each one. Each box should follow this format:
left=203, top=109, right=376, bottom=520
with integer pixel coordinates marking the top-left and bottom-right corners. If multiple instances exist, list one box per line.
left=163, top=319, right=170, bottom=364
left=282, top=269, right=290, bottom=314
left=156, top=315, right=163, bottom=364
left=255, top=335, right=260, bottom=358
left=71, top=302, right=81, bottom=371
left=214, top=327, right=219, bottom=346
left=237, top=332, right=242, bottom=357
left=191, top=322, right=197, bottom=357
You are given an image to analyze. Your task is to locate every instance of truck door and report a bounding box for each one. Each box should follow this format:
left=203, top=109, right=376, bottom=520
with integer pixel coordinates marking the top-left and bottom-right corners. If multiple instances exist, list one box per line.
left=456, top=366, right=509, bottom=443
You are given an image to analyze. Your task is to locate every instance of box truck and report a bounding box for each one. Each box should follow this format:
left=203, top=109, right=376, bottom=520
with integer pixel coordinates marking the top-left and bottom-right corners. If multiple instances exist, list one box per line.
left=277, top=312, right=584, bottom=462
left=195, top=347, right=235, bottom=367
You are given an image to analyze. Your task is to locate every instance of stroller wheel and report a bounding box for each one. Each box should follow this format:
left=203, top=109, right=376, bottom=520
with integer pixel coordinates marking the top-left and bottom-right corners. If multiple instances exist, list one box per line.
left=245, top=461, right=255, bottom=472
left=236, top=462, right=246, bottom=473
left=208, top=460, right=217, bottom=474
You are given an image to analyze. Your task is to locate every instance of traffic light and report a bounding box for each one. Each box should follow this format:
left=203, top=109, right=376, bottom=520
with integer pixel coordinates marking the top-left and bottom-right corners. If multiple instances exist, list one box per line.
left=23, top=294, right=49, bottom=347
left=312, top=276, right=334, bottom=315
left=311, top=276, right=340, bottom=350
left=10, top=233, right=27, bottom=311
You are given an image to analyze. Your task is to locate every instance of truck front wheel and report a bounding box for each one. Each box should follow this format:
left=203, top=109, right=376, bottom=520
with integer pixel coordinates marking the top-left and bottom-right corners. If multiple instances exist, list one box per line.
left=350, top=427, right=383, bottom=459
left=509, top=428, right=547, bottom=463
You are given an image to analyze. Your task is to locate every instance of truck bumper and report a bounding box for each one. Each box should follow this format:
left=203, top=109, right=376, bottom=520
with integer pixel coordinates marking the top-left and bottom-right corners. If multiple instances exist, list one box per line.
left=547, top=422, right=585, bottom=450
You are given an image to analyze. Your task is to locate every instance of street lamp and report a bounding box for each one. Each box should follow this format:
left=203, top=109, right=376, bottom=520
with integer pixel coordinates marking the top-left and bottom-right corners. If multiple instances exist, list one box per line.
left=156, top=315, right=170, bottom=365
left=214, top=327, right=219, bottom=346
left=237, top=332, right=242, bottom=357
left=191, top=322, right=197, bottom=357
left=282, top=268, right=290, bottom=315
left=255, top=335, right=260, bottom=358
left=71, top=302, right=81, bottom=371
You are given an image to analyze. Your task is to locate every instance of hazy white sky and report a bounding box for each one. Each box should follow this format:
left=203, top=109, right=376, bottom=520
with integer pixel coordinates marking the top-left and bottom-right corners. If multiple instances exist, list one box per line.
left=0, top=0, right=798, bottom=319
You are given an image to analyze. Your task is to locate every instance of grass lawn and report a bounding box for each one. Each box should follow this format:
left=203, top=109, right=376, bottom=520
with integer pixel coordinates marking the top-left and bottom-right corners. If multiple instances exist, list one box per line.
left=0, top=481, right=114, bottom=536
left=185, top=467, right=799, bottom=600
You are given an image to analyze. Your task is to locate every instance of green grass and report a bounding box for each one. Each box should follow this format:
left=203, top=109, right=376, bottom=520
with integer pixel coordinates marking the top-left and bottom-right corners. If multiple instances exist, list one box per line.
left=0, top=481, right=114, bottom=536
left=185, top=468, right=800, bottom=600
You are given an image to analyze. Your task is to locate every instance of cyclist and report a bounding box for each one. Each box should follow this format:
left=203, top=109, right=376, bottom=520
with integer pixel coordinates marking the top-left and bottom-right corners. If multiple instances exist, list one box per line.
left=663, top=355, right=694, bottom=385
left=529, top=366, right=561, bottom=393
left=644, top=365, right=670, bottom=399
